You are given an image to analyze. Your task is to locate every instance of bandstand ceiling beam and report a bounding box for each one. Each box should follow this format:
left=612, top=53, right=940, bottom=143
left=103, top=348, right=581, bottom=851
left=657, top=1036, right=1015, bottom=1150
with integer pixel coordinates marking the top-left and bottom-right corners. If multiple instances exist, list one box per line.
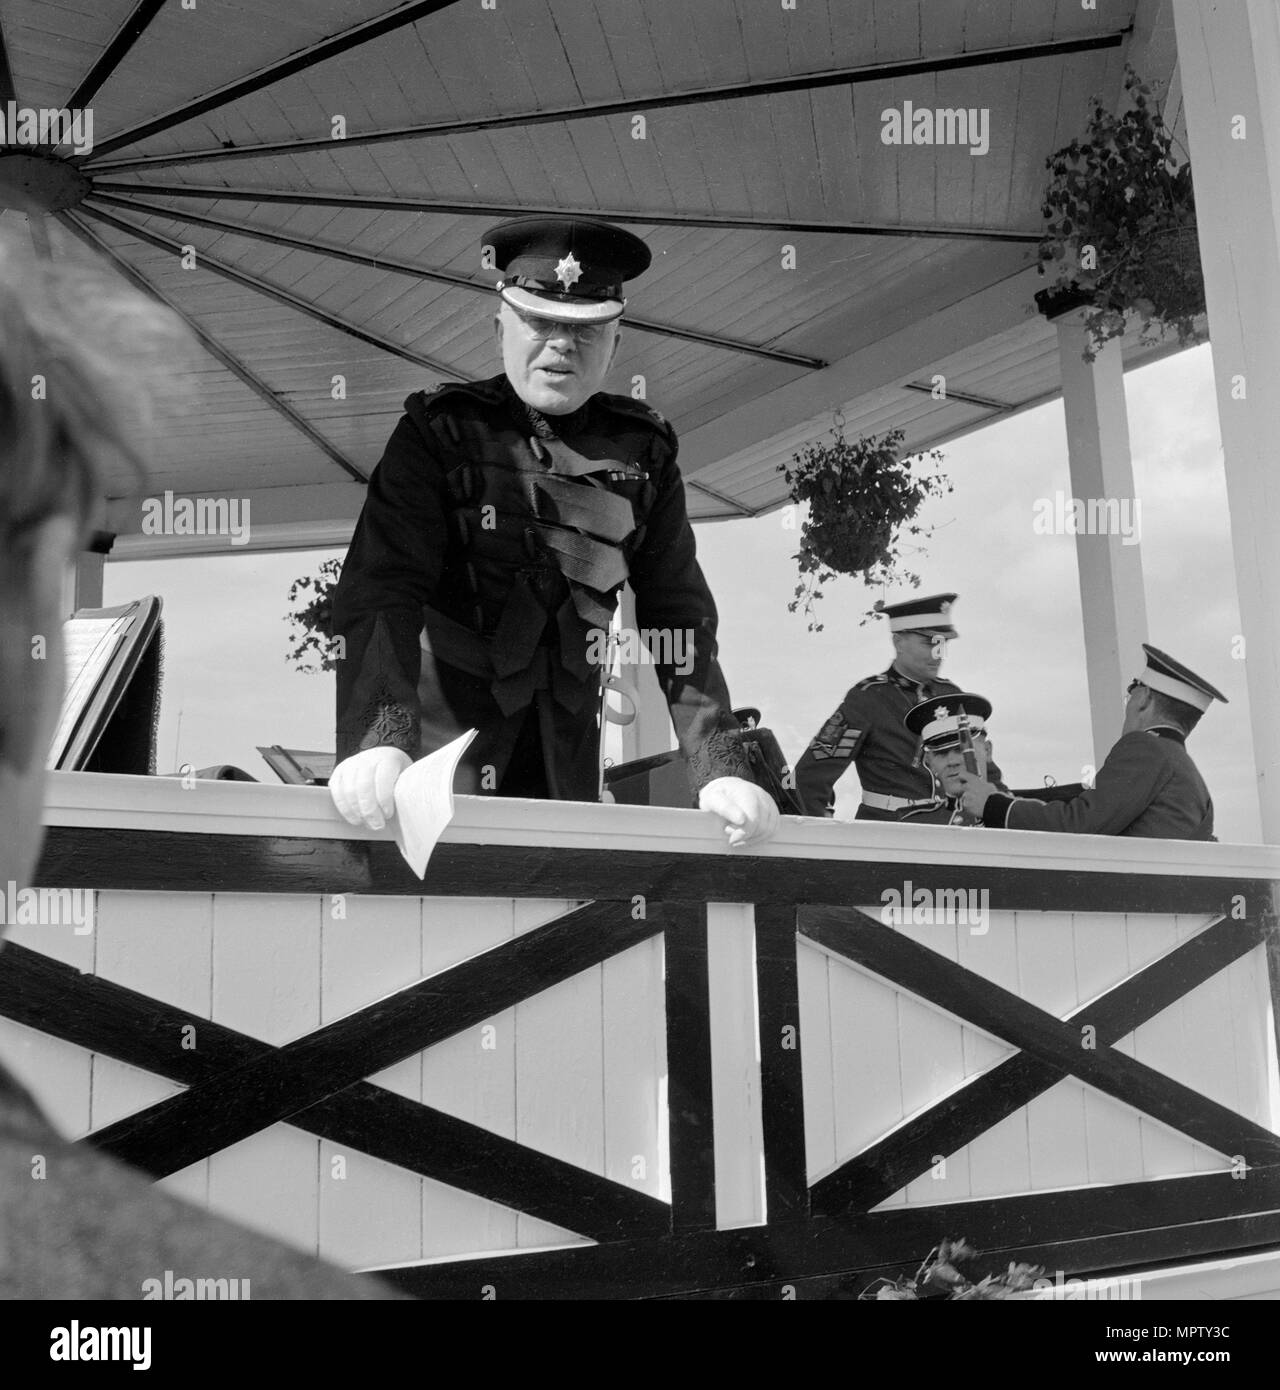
left=65, top=0, right=168, bottom=109
left=91, top=182, right=1042, bottom=243
left=89, top=192, right=827, bottom=369
left=83, top=28, right=1133, bottom=175
left=79, top=201, right=467, bottom=379
left=55, top=210, right=369, bottom=484
left=902, top=381, right=1014, bottom=412
left=81, top=0, right=466, bottom=162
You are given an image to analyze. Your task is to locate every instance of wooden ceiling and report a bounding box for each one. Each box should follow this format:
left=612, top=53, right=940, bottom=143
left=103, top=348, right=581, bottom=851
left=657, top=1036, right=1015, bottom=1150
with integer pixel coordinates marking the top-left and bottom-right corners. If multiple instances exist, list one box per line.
left=0, top=0, right=1184, bottom=538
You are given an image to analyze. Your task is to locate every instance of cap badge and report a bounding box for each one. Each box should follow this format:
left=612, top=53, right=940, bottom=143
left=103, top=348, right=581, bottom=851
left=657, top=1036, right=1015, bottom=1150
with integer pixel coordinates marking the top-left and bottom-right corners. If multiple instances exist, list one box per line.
left=933, top=705, right=949, bottom=720
left=555, top=253, right=583, bottom=290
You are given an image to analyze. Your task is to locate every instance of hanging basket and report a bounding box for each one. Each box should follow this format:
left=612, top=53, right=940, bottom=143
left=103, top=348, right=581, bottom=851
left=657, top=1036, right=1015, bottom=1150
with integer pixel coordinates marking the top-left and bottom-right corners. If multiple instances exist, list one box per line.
left=779, top=426, right=950, bottom=633
left=1038, top=66, right=1205, bottom=360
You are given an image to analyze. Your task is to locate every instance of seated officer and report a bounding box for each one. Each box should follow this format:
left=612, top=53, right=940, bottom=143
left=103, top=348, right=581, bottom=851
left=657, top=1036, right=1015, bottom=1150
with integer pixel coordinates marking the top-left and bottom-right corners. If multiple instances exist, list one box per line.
left=794, top=593, right=1002, bottom=819
left=899, top=693, right=1008, bottom=826
left=959, top=645, right=1226, bottom=839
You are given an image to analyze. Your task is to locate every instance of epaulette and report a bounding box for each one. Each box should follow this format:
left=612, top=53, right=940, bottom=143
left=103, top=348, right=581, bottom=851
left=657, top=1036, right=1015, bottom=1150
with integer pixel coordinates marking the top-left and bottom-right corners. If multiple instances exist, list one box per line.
left=852, top=673, right=890, bottom=693
left=596, top=392, right=674, bottom=439
left=407, top=379, right=506, bottom=421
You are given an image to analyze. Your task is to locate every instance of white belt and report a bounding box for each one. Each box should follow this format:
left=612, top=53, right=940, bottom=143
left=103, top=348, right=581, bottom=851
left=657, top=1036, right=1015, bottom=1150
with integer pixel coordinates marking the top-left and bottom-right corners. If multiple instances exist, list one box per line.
left=861, top=791, right=935, bottom=811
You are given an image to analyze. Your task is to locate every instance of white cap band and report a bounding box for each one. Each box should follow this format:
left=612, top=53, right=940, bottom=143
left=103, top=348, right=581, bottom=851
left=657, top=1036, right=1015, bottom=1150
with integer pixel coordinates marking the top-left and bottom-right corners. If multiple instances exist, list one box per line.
left=1141, top=666, right=1214, bottom=713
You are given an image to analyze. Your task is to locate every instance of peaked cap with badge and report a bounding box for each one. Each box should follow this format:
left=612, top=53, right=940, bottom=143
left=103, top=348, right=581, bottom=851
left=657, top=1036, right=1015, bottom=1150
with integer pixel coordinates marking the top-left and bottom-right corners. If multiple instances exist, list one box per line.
left=332, top=215, right=755, bottom=805
left=898, top=692, right=1000, bottom=826
left=794, top=592, right=1004, bottom=819
left=489, top=215, right=652, bottom=323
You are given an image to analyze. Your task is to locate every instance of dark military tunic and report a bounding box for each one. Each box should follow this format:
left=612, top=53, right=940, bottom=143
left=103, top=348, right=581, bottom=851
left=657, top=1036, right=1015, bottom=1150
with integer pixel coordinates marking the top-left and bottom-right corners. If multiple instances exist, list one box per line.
left=982, top=727, right=1215, bottom=840
left=794, top=667, right=969, bottom=820
left=332, top=374, right=750, bottom=802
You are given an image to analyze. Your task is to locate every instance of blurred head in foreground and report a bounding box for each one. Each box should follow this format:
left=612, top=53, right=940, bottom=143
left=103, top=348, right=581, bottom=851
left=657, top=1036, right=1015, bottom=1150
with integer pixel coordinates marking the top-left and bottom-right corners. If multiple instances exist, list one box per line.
left=0, top=236, right=187, bottom=909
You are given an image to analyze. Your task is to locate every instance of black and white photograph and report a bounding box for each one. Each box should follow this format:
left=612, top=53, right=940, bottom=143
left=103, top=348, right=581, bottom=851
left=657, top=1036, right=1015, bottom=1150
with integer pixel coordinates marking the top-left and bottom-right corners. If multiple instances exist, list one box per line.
left=0, top=0, right=1277, bottom=1356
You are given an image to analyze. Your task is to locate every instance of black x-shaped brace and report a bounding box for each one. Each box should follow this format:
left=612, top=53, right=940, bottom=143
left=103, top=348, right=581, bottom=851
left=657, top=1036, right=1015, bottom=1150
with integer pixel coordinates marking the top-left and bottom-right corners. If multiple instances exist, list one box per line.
left=799, top=908, right=1280, bottom=1215
left=0, top=901, right=673, bottom=1243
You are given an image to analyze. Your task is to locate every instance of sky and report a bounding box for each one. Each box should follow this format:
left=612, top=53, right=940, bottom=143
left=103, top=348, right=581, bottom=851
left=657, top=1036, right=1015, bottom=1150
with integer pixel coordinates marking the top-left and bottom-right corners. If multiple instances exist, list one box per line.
left=103, top=340, right=1261, bottom=843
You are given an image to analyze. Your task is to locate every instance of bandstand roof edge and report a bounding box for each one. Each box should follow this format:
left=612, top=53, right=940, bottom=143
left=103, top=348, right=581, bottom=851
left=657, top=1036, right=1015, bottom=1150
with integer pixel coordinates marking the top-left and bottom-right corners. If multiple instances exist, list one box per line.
left=0, top=0, right=1186, bottom=546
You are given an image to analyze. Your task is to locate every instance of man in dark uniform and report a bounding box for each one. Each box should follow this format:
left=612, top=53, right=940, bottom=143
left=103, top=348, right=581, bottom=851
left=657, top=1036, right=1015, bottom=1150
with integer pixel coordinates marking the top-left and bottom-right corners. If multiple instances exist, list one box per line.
left=898, top=692, right=1007, bottom=827
left=959, top=645, right=1226, bottom=839
left=794, top=593, right=1001, bottom=820
left=329, top=215, right=776, bottom=847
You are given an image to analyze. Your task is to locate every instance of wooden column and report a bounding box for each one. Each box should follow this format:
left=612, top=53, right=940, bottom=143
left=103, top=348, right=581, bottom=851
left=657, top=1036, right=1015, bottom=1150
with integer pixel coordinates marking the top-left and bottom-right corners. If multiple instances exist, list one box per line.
left=60, top=532, right=112, bottom=616
left=1043, top=306, right=1149, bottom=765
left=1173, top=0, right=1280, bottom=842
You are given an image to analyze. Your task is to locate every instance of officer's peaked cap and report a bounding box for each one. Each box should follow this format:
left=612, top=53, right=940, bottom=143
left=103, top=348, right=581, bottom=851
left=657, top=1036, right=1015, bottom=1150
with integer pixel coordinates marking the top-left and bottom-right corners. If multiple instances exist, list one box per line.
left=875, top=592, right=958, bottom=637
left=905, top=692, right=992, bottom=749
left=487, top=216, right=651, bottom=324
left=1137, top=645, right=1228, bottom=713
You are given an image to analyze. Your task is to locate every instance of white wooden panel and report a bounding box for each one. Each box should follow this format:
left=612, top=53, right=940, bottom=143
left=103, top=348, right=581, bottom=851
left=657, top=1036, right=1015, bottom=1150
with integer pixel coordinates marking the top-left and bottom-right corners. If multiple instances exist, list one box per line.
left=207, top=894, right=323, bottom=1256
left=515, top=958, right=604, bottom=1248
left=959, top=908, right=1031, bottom=1198
left=707, top=903, right=763, bottom=1228
left=510, top=900, right=594, bottom=1249
left=828, top=953, right=902, bottom=1165
left=1124, top=911, right=1202, bottom=1176
left=93, top=891, right=212, bottom=1206
left=1225, top=944, right=1273, bottom=1129
left=1018, top=913, right=1088, bottom=1189
left=319, top=894, right=423, bottom=1266
left=0, top=1018, right=92, bottom=1140
left=419, top=898, right=520, bottom=1258
left=603, top=934, right=667, bottom=1202
left=797, top=940, right=835, bottom=1181
left=1074, top=912, right=1144, bottom=1185
left=4, top=890, right=95, bottom=969
left=950, top=910, right=1020, bottom=1075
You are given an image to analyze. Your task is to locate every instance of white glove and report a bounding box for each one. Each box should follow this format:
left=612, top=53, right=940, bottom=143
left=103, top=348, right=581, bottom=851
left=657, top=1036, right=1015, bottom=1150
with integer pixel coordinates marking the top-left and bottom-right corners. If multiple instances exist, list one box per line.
left=698, top=776, right=780, bottom=848
left=329, top=746, right=412, bottom=830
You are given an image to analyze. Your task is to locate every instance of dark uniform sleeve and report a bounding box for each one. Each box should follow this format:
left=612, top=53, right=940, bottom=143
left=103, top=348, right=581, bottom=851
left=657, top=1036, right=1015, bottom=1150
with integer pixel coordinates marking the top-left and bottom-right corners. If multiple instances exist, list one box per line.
left=982, top=733, right=1169, bottom=835
left=332, top=399, right=448, bottom=761
left=793, top=691, right=869, bottom=816
left=628, top=423, right=751, bottom=794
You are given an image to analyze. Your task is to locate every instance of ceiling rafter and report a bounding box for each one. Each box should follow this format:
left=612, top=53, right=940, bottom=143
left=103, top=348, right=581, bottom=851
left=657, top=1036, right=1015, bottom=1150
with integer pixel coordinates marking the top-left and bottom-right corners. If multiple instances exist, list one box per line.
left=89, top=192, right=827, bottom=369
left=80, top=201, right=469, bottom=379
left=55, top=210, right=369, bottom=484
left=83, top=28, right=1132, bottom=175
left=902, top=381, right=1015, bottom=411
left=79, top=0, right=466, bottom=163
left=91, top=182, right=1042, bottom=243
left=65, top=0, right=168, bottom=109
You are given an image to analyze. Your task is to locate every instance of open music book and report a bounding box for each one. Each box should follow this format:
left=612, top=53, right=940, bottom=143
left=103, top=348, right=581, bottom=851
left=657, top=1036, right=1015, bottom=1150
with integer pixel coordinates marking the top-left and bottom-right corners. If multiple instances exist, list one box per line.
left=49, top=596, right=163, bottom=773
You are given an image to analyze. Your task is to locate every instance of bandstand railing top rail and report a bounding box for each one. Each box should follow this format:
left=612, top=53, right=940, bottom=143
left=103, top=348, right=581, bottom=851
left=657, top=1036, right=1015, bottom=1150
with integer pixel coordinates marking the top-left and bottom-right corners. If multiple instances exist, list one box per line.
left=17, top=772, right=1280, bottom=1299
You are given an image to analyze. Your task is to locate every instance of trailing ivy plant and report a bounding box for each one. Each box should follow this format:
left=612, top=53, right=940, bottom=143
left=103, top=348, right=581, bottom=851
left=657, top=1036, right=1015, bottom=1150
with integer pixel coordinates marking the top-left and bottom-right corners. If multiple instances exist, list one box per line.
left=780, top=424, right=950, bottom=633
left=285, top=557, right=342, bottom=673
left=1037, top=65, right=1204, bottom=361
left=859, top=1237, right=1045, bottom=1301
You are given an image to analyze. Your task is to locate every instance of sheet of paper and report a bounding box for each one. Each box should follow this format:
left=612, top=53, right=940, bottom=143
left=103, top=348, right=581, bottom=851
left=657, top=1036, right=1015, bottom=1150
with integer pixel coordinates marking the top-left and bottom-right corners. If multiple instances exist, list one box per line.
left=392, top=729, right=478, bottom=879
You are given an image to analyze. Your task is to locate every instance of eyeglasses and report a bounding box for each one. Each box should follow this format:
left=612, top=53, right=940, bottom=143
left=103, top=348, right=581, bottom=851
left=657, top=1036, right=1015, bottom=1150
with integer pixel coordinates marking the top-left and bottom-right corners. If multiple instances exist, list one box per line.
left=510, top=309, right=614, bottom=344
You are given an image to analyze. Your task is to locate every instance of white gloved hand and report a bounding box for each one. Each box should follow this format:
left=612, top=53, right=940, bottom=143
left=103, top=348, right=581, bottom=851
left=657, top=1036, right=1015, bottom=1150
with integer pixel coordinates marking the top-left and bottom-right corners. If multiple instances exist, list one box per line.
left=698, top=776, right=780, bottom=849
left=329, top=746, right=412, bottom=830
